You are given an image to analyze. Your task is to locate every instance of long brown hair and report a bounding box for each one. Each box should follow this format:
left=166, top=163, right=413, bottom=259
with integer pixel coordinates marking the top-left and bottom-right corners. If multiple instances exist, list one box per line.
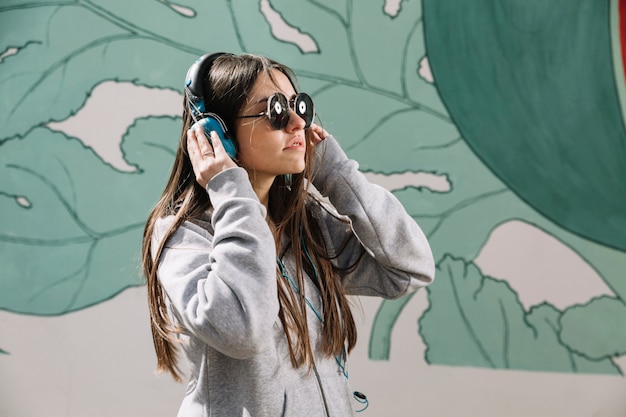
left=141, top=53, right=358, bottom=381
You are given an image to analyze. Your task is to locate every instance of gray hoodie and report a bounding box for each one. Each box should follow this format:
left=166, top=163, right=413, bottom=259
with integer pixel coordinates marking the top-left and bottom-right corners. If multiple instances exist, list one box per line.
left=152, top=136, right=435, bottom=417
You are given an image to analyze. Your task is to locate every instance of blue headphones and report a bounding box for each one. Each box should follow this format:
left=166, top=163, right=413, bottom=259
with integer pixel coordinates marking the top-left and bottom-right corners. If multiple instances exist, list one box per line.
left=184, top=53, right=237, bottom=158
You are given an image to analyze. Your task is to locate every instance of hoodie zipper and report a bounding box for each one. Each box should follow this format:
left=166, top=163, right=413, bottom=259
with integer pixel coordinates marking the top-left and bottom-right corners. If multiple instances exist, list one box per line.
left=312, top=359, right=331, bottom=417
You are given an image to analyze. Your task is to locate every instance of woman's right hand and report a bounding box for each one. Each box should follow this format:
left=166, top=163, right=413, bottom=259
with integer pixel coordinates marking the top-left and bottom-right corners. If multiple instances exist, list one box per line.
left=187, top=127, right=237, bottom=189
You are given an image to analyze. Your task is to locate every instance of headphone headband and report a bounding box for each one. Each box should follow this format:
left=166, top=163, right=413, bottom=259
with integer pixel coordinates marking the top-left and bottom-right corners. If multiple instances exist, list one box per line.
left=184, top=52, right=229, bottom=116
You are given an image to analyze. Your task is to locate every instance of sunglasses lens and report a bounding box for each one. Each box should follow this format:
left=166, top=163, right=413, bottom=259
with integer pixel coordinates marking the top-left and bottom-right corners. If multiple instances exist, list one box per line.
left=268, top=94, right=290, bottom=130
left=266, top=93, right=315, bottom=130
left=294, top=93, right=314, bottom=128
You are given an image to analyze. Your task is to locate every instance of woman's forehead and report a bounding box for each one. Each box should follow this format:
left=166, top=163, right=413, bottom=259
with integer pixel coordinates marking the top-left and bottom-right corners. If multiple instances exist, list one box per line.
left=250, top=69, right=296, bottom=98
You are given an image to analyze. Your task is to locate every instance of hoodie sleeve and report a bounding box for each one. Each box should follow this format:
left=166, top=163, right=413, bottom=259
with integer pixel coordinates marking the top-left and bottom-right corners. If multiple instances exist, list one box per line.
left=312, top=136, right=435, bottom=299
left=153, top=167, right=278, bottom=359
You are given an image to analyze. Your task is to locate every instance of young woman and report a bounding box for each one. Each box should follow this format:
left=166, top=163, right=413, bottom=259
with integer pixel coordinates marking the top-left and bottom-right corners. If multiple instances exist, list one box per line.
left=141, top=52, right=435, bottom=417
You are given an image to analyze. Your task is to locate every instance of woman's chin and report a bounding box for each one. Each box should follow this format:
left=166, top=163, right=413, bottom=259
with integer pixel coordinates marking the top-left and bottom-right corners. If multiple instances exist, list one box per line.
left=287, top=164, right=306, bottom=175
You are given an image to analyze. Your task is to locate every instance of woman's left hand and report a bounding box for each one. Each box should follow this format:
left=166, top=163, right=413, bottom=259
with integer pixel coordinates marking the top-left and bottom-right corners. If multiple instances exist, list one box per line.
left=308, top=123, right=329, bottom=147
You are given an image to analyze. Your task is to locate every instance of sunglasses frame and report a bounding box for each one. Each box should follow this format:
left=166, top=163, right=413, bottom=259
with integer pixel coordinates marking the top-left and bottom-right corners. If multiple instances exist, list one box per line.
left=238, top=92, right=315, bottom=130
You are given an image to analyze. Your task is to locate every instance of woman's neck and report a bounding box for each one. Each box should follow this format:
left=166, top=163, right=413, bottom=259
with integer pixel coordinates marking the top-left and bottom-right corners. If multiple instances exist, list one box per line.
left=248, top=173, right=275, bottom=210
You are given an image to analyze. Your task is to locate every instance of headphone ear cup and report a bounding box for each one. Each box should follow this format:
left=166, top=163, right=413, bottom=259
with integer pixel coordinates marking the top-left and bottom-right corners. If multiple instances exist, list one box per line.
left=192, top=115, right=237, bottom=159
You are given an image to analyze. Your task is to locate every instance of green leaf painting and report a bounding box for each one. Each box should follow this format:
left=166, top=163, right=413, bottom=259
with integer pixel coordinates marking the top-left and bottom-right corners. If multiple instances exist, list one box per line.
left=418, top=256, right=619, bottom=374
left=2, top=0, right=624, bottom=375
left=0, top=117, right=180, bottom=314
left=561, top=296, right=626, bottom=360
left=422, top=0, right=626, bottom=252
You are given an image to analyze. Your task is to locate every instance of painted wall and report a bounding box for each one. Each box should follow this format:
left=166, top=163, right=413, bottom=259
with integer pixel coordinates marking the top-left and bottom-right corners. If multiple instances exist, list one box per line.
left=2, top=1, right=626, bottom=415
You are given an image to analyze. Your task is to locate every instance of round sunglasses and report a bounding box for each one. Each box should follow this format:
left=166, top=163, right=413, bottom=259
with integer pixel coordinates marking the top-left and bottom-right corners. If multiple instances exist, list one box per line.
left=238, top=92, right=315, bottom=130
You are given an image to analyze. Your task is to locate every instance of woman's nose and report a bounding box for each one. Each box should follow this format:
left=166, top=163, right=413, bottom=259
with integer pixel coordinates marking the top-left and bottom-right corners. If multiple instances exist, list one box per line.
left=285, top=108, right=306, bottom=131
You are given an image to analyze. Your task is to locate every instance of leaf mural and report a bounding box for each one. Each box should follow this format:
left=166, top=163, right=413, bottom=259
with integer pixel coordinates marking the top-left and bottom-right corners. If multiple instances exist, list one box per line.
left=0, top=117, right=180, bottom=314
left=365, top=0, right=626, bottom=369
left=560, top=296, right=626, bottom=360
left=0, top=1, right=453, bottom=319
left=366, top=125, right=626, bottom=360
left=421, top=0, right=626, bottom=252
left=418, top=255, right=620, bottom=374
left=1, top=0, right=624, bottom=376
left=0, top=0, right=243, bottom=142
